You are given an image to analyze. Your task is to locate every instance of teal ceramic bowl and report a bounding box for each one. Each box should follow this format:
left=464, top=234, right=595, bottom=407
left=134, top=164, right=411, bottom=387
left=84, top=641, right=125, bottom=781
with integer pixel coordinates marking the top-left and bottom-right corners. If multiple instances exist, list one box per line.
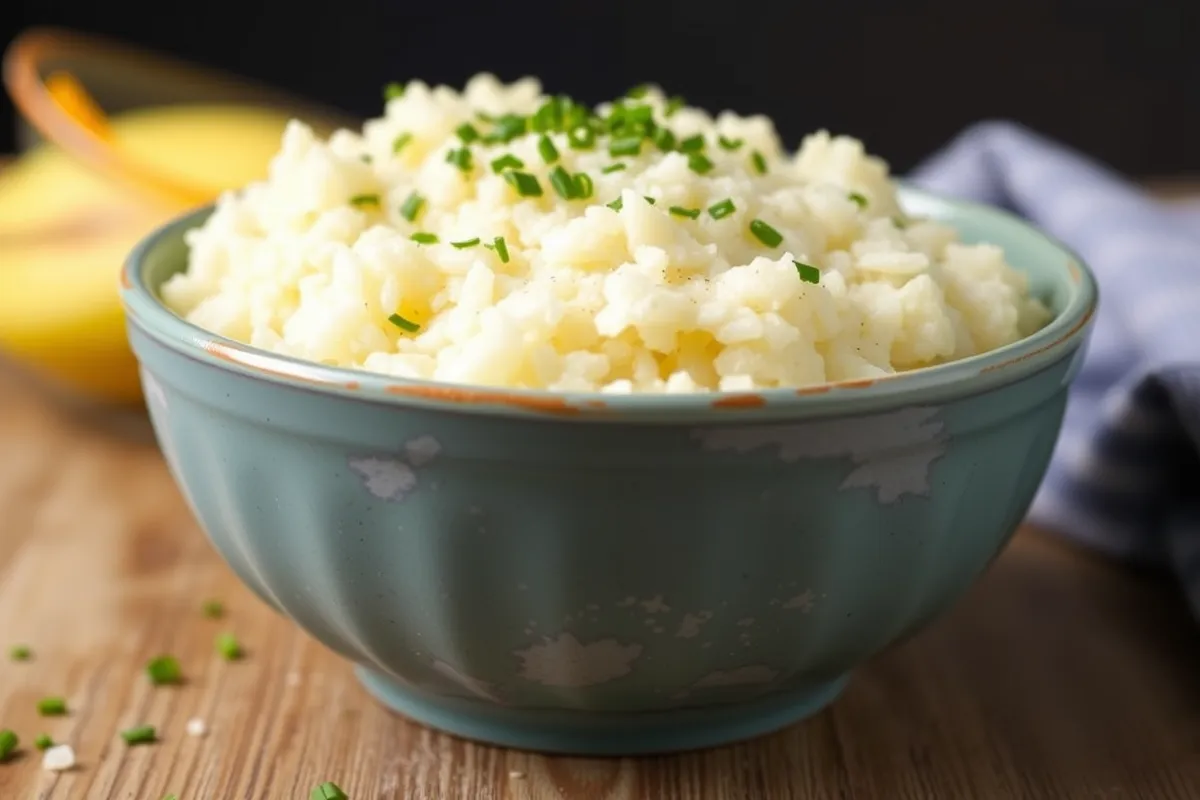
left=121, top=187, right=1096, bottom=755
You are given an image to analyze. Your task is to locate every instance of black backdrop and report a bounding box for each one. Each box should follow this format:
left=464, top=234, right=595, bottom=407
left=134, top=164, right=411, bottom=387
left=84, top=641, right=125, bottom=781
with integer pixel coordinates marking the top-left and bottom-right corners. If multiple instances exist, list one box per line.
left=4, top=0, right=1200, bottom=176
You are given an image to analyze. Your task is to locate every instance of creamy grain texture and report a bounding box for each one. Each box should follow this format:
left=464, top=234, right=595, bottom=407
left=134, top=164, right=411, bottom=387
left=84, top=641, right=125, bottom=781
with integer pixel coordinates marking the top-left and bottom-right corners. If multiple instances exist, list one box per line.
left=163, top=75, right=1051, bottom=393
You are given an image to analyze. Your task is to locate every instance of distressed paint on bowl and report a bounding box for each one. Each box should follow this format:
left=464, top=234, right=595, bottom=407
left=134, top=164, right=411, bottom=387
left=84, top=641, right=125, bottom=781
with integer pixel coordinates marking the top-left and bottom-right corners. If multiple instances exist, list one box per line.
left=121, top=187, right=1097, bottom=754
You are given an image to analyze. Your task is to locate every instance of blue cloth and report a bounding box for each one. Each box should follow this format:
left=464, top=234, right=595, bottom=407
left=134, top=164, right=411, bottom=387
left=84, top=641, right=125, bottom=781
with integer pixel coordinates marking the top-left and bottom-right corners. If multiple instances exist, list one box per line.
left=910, top=121, right=1200, bottom=616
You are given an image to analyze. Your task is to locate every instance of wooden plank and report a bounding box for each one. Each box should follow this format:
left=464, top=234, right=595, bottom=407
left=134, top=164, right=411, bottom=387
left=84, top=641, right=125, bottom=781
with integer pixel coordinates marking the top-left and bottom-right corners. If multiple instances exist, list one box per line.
left=1, top=363, right=1199, bottom=799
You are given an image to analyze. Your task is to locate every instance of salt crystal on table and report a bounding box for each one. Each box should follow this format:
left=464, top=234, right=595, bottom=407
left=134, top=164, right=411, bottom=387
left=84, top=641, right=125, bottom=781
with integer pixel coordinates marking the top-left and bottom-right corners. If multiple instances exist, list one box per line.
left=186, top=718, right=208, bottom=737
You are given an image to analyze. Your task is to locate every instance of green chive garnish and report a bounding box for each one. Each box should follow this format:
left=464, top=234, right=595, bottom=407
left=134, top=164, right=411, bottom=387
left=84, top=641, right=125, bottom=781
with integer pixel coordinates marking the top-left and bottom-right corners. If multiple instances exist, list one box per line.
left=456, top=123, right=480, bottom=143
left=360, top=154, right=372, bottom=164
left=537, top=135, right=560, bottom=165
left=749, top=219, right=783, bottom=247
left=9, top=645, right=31, bottom=661
left=708, top=198, right=736, bottom=219
left=644, top=196, right=657, bottom=205
left=311, top=781, right=349, bottom=800
left=653, top=128, right=676, bottom=151
left=848, top=191, right=868, bottom=208
left=201, top=600, right=224, bottom=619
left=664, top=95, right=685, bottom=117
left=445, top=147, right=473, bottom=173
left=504, top=171, right=543, bottom=197
left=601, top=163, right=626, bottom=174
left=627, top=84, right=651, bottom=99
left=488, top=114, right=527, bottom=143
left=389, top=313, right=420, bottom=332
left=795, top=261, right=821, bottom=284
left=216, top=632, right=243, bottom=661
left=491, top=236, right=510, bottom=263
left=120, top=725, right=157, bottom=745
left=608, top=137, right=642, bottom=157
left=38, top=696, right=67, bottom=716
left=606, top=196, right=624, bottom=212
left=669, top=206, right=701, bottom=219
left=392, top=132, right=413, bottom=154
left=451, top=238, right=481, bottom=249
left=687, top=153, right=714, bottom=175
left=410, top=232, right=439, bottom=245
left=548, top=166, right=576, bottom=200
left=146, top=655, right=183, bottom=685
left=34, top=734, right=53, bottom=751
left=399, top=192, right=425, bottom=222
left=678, top=134, right=705, bottom=153
left=573, top=173, right=594, bottom=200
left=751, top=150, right=767, bottom=174
left=490, top=154, right=524, bottom=173
left=349, top=194, right=380, bottom=208
left=718, top=136, right=744, bottom=151
left=567, top=125, right=595, bottom=150
left=383, top=82, right=404, bottom=101
left=0, top=730, right=17, bottom=761
left=892, top=216, right=908, bottom=229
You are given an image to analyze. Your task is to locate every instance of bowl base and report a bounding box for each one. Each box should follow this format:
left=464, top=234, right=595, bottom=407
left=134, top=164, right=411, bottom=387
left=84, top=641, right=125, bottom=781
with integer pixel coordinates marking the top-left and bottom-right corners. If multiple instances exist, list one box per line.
left=355, top=667, right=849, bottom=755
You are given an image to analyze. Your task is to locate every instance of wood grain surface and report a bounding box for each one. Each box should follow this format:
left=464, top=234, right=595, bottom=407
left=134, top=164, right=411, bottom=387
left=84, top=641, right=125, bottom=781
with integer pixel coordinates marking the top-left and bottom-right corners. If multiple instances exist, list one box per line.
left=1, top=362, right=1199, bottom=800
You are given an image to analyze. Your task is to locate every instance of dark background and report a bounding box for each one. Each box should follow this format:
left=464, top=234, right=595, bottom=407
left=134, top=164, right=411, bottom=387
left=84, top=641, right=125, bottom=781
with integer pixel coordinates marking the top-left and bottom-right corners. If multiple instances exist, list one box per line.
left=3, top=0, right=1199, bottom=177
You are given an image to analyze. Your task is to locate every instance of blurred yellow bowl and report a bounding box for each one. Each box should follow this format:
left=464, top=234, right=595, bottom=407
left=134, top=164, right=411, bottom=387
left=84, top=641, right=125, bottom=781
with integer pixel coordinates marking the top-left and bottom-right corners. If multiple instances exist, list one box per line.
left=0, top=27, right=358, bottom=405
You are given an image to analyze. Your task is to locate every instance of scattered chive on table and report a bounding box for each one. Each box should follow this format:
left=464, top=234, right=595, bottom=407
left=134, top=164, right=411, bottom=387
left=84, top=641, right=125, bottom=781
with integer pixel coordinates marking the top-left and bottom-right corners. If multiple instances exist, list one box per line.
left=0, top=169, right=1198, bottom=798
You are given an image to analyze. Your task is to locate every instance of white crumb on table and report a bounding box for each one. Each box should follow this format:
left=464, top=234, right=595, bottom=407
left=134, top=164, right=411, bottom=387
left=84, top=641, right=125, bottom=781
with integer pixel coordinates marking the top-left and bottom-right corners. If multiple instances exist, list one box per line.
left=509, top=771, right=525, bottom=779
left=42, top=744, right=76, bottom=772
left=186, top=717, right=208, bottom=737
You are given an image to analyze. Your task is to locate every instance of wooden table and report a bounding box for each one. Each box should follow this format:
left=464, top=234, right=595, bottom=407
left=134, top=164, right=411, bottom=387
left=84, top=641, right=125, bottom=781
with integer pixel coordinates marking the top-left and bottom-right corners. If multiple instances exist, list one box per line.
left=1, top=364, right=1199, bottom=800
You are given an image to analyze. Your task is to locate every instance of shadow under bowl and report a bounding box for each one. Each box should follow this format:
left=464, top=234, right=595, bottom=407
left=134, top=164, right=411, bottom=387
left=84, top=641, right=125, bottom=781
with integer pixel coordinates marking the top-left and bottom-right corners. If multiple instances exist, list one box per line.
left=120, top=187, right=1097, bottom=754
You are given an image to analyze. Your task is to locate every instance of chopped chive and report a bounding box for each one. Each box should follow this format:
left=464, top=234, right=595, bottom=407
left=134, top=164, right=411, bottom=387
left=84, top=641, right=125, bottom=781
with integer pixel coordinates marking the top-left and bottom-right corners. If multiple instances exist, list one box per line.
left=627, top=84, right=651, bottom=99
left=537, top=135, right=559, bottom=164
left=456, top=122, right=480, bottom=143
left=399, top=192, right=425, bottom=222
left=476, top=110, right=496, bottom=123
left=490, top=153, right=525, bottom=173
left=718, top=136, right=744, bottom=151
left=311, top=781, right=349, bottom=800
left=653, top=127, right=676, bottom=151
left=573, top=172, right=594, bottom=199
left=751, top=150, right=767, bottom=174
left=687, top=153, right=714, bottom=175
left=146, top=655, right=183, bottom=685
left=549, top=165, right=577, bottom=200
left=530, top=99, right=559, bottom=132
left=349, top=193, right=380, bottom=208
left=892, top=216, right=908, bottom=229
left=669, top=206, right=701, bottom=219
left=608, top=136, right=642, bottom=157
left=360, top=154, right=372, bottom=164
left=201, top=600, right=224, bottom=619
left=410, top=232, right=439, bottom=245
left=34, top=734, right=53, bottom=751
left=9, top=644, right=31, bottom=661
left=383, top=82, right=404, bottom=101
left=388, top=313, right=421, bottom=332
left=607, top=196, right=623, bottom=212
left=644, top=196, right=657, bottom=205
left=503, top=171, right=543, bottom=197
left=664, top=95, right=686, bottom=117
left=215, top=632, right=242, bottom=661
left=487, top=113, right=527, bottom=143
left=445, top=147, right=473, bottom=173
left=120, top=725, right=157, bottom=745
left=567, top=125, right=595, bottom=149
left=391, top=132, right=413, bottom=154
left=38, top=696, right=67, bottom=716
left=708, top=198, right=736, bottom=219
left=601, top=163, right=626, bottom=175
left=0, top=730, right=16, bottom=761
left=678, top=134, right=705, bottom=153
left=749, top=219, right=784, bottom=247
left=451, top=238, right=481, bottom=249
left=492, top=236, right=510, bottom=263
left=848, top=191, right=868, bottom=209
left=795, top=261, right=821, bottom=284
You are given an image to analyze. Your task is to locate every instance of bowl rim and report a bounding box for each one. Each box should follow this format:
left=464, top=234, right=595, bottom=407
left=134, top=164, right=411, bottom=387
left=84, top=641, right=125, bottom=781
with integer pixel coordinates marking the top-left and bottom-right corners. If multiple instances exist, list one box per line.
left=121, top=185, right=1098, bottom=423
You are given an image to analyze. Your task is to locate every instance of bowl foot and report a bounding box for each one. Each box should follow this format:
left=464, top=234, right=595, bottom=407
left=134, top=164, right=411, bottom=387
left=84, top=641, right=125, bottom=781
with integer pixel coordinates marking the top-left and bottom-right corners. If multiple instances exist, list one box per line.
left=355, top=667, right=849, bottom=755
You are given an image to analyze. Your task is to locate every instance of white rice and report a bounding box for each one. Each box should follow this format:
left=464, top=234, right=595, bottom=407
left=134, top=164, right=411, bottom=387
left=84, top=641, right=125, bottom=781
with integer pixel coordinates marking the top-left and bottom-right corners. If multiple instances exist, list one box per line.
left=162, top=75, right=1051, bottom=394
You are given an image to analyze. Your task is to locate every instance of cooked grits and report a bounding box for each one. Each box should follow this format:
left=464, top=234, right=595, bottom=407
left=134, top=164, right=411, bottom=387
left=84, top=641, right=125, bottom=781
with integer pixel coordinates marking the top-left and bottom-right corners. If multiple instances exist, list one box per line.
left=162, top=75, right=1051, bottom=393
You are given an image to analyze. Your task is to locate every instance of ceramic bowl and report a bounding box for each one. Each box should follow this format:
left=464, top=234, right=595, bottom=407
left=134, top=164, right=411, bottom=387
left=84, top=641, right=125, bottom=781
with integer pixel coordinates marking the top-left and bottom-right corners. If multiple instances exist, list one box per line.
left=121, top=187, right=1097, bottom=755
